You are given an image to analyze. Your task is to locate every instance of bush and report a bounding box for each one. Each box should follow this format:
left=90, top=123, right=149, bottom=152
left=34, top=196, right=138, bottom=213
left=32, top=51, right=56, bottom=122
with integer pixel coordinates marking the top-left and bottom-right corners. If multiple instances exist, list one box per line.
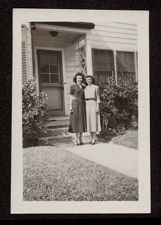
left=99, top=74, right=138, bottom=138
left=22, top=79, right=48, bottom=147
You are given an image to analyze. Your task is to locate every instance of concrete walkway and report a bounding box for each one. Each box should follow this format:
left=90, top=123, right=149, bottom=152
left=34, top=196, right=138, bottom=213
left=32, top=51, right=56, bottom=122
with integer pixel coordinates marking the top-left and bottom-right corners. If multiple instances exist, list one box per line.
left=65, top=142, right=138, bottom=179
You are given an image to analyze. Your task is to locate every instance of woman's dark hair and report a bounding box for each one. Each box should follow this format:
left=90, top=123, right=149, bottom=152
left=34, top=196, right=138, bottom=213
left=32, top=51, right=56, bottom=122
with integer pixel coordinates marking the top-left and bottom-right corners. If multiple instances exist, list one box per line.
left=85, top=75, right=95, bottom=84
left=73, top=72, right=85, bottom=83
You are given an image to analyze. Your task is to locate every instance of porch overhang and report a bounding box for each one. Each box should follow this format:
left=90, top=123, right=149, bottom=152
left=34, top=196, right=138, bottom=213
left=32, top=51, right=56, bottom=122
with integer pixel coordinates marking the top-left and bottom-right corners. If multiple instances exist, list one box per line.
left=30, top=22, right=95, bottom=35
left=31, top=22, right=95, bottom=29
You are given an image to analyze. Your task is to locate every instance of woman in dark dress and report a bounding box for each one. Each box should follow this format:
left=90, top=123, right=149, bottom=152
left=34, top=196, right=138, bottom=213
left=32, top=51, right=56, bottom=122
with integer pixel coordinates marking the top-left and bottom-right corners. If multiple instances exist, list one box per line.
left=68, top=72, right=87, bottom=145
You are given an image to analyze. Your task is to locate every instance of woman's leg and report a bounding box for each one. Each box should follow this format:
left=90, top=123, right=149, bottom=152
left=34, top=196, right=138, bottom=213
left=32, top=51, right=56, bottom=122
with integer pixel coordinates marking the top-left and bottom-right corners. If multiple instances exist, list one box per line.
left=91, top=132, right=96, bottom=144
left=80, top=132, right=83, bottom=144
left=76, top=133, right=80, bottom=145
left=90, top=132, right=93, bottom=143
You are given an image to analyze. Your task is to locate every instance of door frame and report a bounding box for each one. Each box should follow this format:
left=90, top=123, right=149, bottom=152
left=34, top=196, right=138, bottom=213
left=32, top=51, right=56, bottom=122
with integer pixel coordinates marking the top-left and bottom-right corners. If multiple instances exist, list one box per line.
left=34, top=46, right=66, bottom=115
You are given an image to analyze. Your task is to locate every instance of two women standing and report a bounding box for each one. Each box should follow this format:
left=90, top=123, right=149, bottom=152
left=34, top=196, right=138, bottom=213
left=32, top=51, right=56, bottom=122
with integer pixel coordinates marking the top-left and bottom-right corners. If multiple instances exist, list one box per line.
left=69, top=72, right=101, bottom=145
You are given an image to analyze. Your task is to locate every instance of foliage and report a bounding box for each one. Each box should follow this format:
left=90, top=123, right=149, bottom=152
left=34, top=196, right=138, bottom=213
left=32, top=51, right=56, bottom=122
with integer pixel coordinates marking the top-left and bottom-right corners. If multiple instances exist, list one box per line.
left=22, top=79, right=48, bottom=147
left=99, top=74, right=138, bottom=138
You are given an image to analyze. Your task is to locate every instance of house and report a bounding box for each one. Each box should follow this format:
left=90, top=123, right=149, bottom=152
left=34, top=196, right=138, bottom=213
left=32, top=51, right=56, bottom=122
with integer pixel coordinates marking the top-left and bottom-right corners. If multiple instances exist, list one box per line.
left=22, top=22, right=138, bottom=118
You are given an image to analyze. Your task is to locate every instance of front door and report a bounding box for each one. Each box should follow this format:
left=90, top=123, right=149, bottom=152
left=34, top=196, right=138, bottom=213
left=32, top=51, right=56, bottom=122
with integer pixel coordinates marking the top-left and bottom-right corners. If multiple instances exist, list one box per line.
left=37, top=49, right=64, bottom=116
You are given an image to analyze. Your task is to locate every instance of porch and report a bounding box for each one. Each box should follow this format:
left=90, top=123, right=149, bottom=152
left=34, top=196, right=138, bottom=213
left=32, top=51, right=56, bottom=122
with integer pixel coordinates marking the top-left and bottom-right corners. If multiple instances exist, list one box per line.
left=31, top=22, right=94, bottom=116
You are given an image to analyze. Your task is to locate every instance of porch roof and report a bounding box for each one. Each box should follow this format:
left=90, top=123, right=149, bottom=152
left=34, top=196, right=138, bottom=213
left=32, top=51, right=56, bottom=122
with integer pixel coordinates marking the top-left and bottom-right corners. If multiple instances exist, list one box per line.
left=31, top=22, right=95, bottom=30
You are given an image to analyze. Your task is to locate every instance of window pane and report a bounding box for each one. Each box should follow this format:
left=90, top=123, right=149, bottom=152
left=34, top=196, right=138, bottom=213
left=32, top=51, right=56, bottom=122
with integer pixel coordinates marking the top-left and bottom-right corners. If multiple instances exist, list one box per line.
left=117, top=52, right=135, bottom=72
left=50, top=65, right=58, bottom=73
left=40, top=73, right=50, bottom=83
left=40, top=64, right=49, bottom=73
left=93, top=49, right=114, bottom=71
left=50, top=74, right=59, bottom=83
left=117, top=51, right=135, bottom=84
left=95, top=71, right=113, bottom=84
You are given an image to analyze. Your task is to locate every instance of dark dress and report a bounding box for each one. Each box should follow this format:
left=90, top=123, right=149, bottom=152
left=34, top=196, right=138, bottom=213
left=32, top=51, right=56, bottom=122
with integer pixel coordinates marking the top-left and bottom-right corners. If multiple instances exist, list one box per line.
left=68, top=84, right=87, bottom=133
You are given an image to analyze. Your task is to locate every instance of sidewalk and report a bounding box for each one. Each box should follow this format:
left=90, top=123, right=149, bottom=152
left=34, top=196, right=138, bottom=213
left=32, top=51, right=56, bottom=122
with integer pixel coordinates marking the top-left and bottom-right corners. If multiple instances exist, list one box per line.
left=65, top=142, right=138, bottom=179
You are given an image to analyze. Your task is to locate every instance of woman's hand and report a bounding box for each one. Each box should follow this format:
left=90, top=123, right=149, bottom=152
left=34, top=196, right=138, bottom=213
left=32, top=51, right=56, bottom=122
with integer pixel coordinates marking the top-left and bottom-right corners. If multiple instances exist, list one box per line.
left=70, top=107, right=73, bottom=113
left=96, top=106, right=100, bottom=113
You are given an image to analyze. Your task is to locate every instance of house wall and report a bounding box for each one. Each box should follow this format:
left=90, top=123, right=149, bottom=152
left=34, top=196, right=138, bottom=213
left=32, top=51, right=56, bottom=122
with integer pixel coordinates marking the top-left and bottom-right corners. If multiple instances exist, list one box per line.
left=89, top=22, right=137, bottom=51
left=22, top=22, right=138, bottom=116
left=21, top=24, right=33, bottom=84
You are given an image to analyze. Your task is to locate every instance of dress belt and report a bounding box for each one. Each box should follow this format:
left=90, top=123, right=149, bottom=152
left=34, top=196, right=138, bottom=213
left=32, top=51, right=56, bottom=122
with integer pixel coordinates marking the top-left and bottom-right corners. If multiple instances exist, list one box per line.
left=85, top=98, right=96, bottom=101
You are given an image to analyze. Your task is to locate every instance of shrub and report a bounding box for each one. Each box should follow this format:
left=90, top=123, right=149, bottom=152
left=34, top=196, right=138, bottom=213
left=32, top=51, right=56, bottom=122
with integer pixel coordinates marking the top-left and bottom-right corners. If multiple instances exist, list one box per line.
left=99, top=74, right=138, bottom=138
left=22, top=79, right=48, bottom=147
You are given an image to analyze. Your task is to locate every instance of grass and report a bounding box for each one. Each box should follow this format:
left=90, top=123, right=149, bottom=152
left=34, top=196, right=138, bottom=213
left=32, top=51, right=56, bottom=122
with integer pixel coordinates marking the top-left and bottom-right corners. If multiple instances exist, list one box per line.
left=98, top=129, right=138, bottom=149
left=23, top=146, right=138, bottom=201
left=111, top=129, right=138, bottom=149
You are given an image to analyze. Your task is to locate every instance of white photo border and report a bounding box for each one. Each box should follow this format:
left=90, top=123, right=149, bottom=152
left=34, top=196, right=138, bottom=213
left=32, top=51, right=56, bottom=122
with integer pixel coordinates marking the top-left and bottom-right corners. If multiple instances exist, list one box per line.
left=11, top=9, right=150, bottom=214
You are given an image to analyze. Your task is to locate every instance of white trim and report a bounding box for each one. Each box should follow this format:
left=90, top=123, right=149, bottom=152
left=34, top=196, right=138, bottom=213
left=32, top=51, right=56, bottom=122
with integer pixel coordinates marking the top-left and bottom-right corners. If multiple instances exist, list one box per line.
left=73, top=34, right=86, bottom=45
left=34, top=46, right=67, bottom=114
left=90, top=45, right=137, bottom=52
left=135, top=51, right=138, bottom=82
left=113, top=50, right=118, bottom=83
left=85, top=35, right=93, bottom=75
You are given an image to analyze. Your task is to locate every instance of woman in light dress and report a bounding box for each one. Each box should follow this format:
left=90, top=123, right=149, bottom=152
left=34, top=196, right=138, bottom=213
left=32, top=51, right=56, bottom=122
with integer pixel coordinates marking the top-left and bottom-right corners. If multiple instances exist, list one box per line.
left=84, top=75, right=101, bottom=145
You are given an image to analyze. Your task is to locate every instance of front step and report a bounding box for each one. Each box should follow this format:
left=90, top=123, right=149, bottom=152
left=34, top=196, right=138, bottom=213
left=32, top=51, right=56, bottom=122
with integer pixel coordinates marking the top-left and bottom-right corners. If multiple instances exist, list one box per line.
left=39, top=116, right=72, bottom=146
left=41, top=127, right=69, bottom=137
left=38, top=116, right=91, bottom=146
left=47, top=116, right=69, bottom=129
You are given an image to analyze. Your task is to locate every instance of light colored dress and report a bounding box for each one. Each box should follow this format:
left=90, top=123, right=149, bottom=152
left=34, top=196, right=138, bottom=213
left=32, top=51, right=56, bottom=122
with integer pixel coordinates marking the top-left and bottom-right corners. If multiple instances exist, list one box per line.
left=84, top=84, right=101, bottom=133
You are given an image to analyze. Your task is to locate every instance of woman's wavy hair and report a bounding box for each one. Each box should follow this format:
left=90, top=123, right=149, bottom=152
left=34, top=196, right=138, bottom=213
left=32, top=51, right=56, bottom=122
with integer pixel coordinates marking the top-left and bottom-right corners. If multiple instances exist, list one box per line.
left=73, top=72, right=85, bottom=83
left=85, top=75, right=95, bottom=84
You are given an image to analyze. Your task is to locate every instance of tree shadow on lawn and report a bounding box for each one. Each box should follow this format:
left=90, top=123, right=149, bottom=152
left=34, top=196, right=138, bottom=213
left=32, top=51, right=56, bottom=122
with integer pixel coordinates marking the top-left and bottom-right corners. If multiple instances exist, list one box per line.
left=23, top=146, right=138, bottom=201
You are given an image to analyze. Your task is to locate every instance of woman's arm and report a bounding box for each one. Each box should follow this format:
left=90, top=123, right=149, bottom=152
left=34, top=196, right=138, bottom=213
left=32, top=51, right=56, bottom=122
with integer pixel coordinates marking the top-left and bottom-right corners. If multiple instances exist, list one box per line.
left=96, top=86, right=100, bottom=112
left=69, top=95, right=74, bottom=112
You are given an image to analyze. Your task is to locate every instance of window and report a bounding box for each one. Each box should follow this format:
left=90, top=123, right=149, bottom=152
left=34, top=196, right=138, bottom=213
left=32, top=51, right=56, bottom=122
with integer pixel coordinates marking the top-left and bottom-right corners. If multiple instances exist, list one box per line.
left=92, top=49, right=114, bottom=84
left=92, top=49, right=137, bottom=85
left=116, top=51, right=136, bottom=84
left=38, top=50, right=62, bottom=85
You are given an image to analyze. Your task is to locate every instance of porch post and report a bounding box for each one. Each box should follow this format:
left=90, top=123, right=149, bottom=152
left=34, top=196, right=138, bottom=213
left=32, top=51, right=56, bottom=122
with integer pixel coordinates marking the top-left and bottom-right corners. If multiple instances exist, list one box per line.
left=85, top=35, right=93, bottom=75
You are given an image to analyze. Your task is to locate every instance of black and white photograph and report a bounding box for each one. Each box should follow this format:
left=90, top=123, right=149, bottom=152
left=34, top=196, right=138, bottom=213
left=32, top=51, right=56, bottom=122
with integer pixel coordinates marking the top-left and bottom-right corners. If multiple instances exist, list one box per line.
left=11, top=9, right=150, bottom=214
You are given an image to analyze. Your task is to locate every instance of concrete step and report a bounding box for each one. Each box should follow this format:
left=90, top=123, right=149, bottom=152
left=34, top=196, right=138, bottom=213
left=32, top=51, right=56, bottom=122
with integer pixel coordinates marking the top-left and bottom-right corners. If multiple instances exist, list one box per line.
left=48, top=116, right=69, bottom=121
left=42, top=127, right=69, bottom=137
left=47, top=116, right=69, bottom=128
left=38, top=135, right=74, bottom=146
left=39, top=131, right=92, bottom=146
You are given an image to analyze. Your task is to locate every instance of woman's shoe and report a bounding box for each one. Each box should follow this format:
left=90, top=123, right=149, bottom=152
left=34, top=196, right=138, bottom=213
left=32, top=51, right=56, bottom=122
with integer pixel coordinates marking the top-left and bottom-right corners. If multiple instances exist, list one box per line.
left=79, top=139, right=84, bottom=145
left=76, top=139, right=80, bottom=146
left=91, top=139, right=95, bottom=145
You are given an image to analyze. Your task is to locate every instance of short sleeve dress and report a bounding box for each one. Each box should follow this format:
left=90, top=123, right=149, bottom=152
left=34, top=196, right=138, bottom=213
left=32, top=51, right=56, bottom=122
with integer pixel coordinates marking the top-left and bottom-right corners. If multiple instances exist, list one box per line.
left=68, top=84, right=87, bottom=133
left=84, top=84, right=101, bottom=133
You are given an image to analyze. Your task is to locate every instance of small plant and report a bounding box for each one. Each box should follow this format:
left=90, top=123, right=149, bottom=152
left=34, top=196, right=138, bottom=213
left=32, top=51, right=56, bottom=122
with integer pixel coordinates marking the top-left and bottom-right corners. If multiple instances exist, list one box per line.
left=99, top=73, right=138, bottom=140
left=22, top=79, right=48, bottom=147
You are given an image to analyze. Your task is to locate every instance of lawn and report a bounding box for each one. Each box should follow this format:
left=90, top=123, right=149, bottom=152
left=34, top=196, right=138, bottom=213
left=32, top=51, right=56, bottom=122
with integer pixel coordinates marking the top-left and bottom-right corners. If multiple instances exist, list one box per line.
left=111, top=129, right=138, bottom=149
left=23, top=146, right=138, bottom=201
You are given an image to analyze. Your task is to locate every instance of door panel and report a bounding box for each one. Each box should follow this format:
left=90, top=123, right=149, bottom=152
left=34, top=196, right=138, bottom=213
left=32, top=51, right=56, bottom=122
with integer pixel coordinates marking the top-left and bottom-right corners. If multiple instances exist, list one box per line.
left=37, top=49, right=64, bottom=116
left=42, top=86, right=63, bottom=110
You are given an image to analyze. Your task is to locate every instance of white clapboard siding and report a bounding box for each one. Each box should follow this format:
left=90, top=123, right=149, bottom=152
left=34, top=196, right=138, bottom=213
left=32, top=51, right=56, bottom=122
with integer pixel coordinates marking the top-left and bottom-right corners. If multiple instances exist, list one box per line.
left=22, top=42, right=27, bottom=84
left=22, top=24, right=33, bottom=83
left=95, top=23, right=137, bottom=32
left=22, top=26, right=28, bottom=84
left=64, top=45, right=80, bottom=114
left=90, top=23, right=137, bottom=51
